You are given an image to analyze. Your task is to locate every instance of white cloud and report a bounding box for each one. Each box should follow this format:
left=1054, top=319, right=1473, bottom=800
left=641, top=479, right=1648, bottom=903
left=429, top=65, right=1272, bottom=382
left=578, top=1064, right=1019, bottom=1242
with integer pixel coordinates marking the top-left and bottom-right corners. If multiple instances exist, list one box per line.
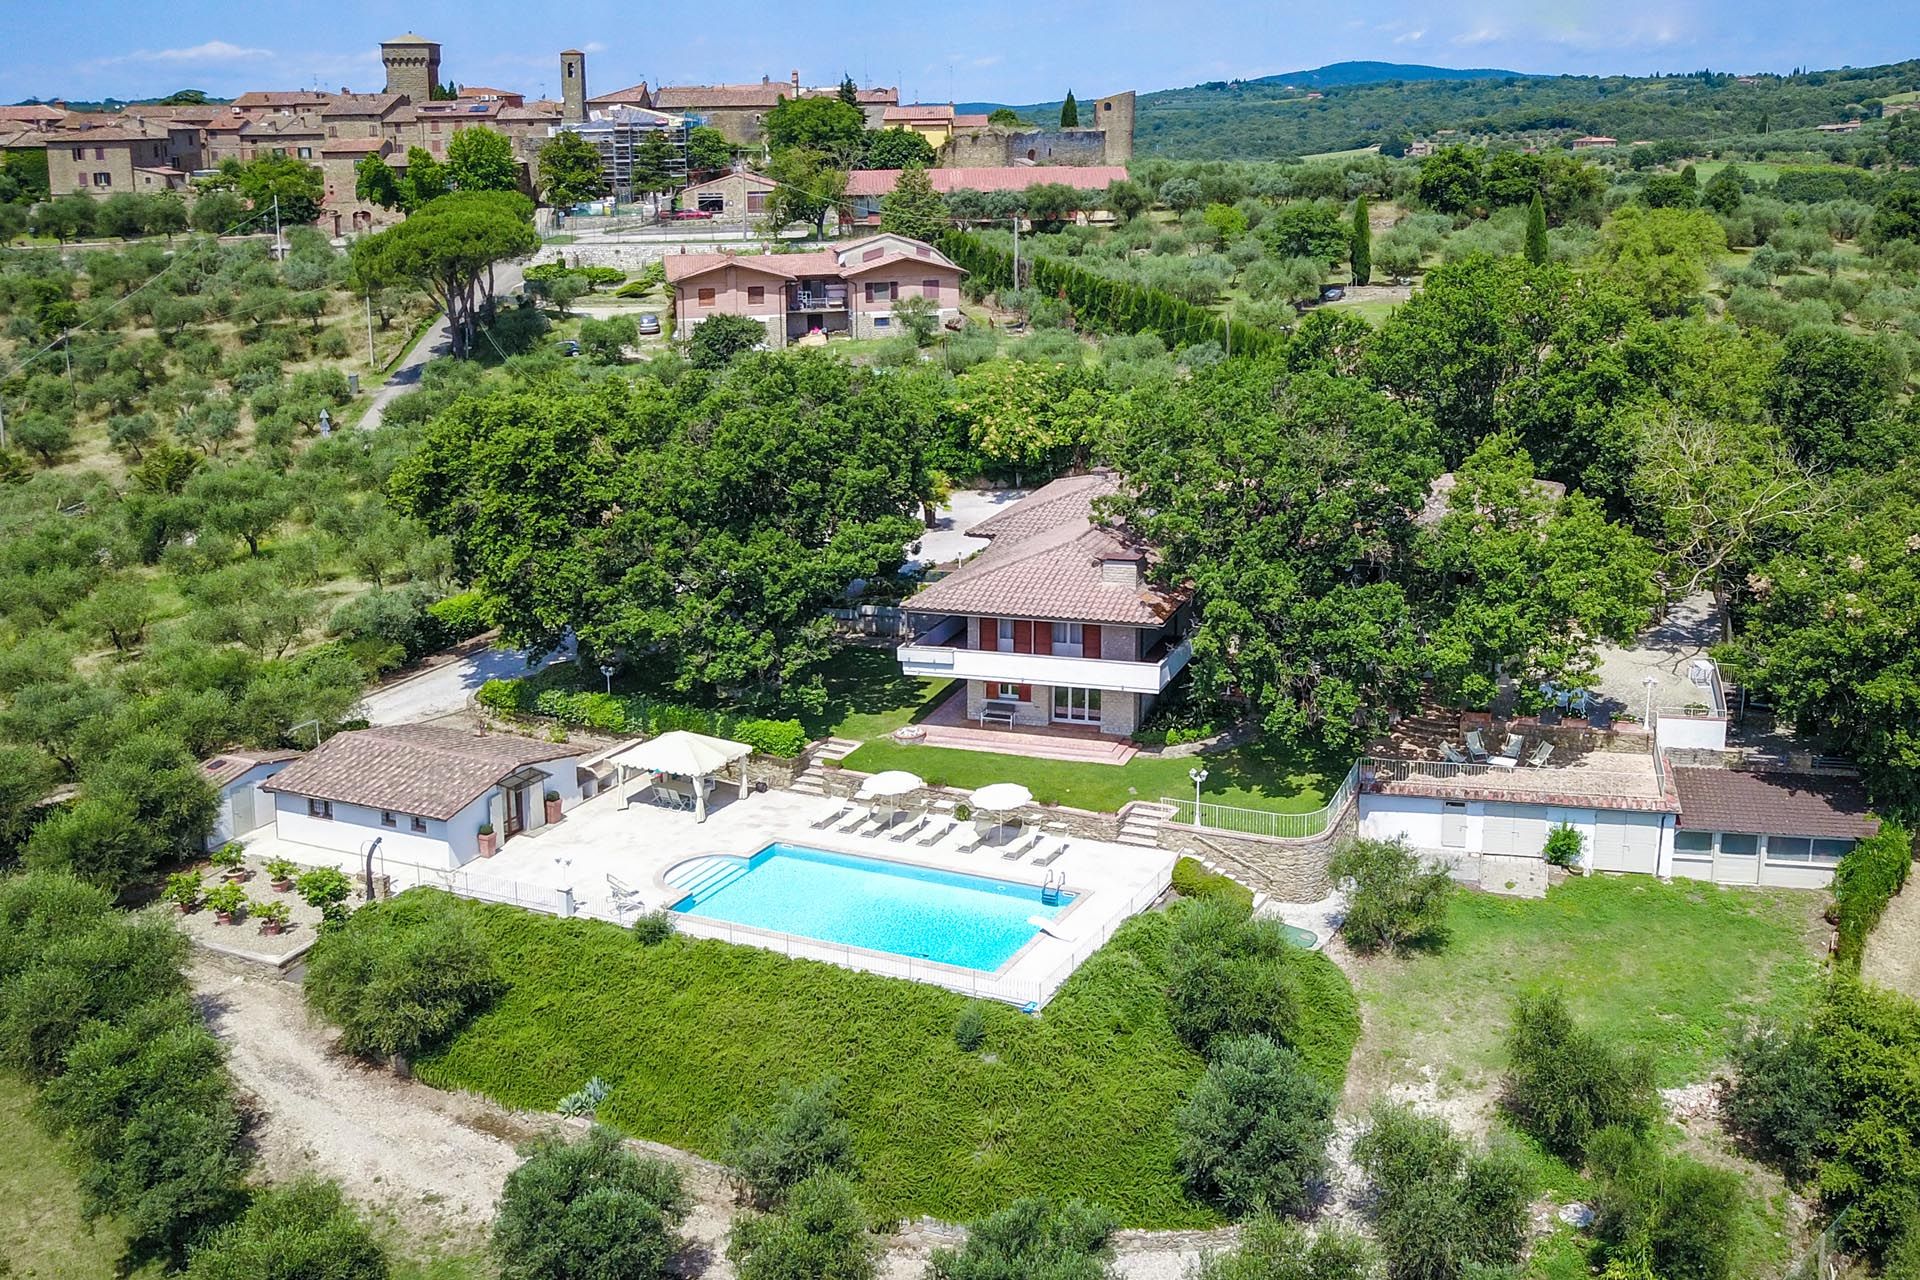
left=1394, top=28, right=1427, bottom=44
left=580, top=41, right=608, bottom=54
left=1452, top=27, right=1505, bottom=46
left=97, top=40, right=274, bottom=67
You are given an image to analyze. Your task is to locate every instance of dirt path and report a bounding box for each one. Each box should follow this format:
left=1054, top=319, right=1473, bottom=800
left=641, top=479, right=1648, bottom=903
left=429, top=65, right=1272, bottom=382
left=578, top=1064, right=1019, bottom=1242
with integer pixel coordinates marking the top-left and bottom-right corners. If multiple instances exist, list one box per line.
left=189, top=958, right=1221, bottom=1277
left=1863, top=881, right=1920, bottom=999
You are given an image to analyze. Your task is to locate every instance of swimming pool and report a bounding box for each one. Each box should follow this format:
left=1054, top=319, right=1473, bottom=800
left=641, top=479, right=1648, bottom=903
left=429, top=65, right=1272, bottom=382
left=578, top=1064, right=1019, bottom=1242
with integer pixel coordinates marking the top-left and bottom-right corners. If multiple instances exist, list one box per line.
left=668, top=843, right=1075, bottom=972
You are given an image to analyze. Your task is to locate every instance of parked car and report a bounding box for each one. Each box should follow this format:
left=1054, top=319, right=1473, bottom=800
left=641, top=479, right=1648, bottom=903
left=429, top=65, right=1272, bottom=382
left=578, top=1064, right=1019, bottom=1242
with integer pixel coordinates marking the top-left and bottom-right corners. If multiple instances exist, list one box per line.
left=1319, top=285, right=1346, bottom=302
left=555, top=339, right=580, bottom=357
left=637, top=313, right=661, bottom=336
left=663, top=210, right=712, bottom=221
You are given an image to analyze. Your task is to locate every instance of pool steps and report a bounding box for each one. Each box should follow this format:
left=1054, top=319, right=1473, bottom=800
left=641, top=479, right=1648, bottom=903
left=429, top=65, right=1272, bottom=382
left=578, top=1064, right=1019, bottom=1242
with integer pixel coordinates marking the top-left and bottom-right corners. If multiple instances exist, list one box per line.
left=663, top=855, right=750, bottom=903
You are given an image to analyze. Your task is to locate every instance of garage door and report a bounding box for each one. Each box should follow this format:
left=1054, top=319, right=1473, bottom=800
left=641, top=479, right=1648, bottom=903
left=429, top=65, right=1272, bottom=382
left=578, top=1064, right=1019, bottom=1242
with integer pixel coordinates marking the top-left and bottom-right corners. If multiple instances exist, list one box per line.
left=1591, top=812, right=1661, bottom=875
left=1483, top=803, right=1552, bottom=858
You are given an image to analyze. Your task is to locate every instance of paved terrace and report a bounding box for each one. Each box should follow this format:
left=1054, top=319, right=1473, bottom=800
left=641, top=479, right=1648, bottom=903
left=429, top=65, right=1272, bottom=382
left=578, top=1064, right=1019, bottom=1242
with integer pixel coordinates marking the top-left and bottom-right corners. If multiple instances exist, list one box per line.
left=242, top=784, right=1174, bottom=1008
left=1362, top=740, right=1669, bottom=811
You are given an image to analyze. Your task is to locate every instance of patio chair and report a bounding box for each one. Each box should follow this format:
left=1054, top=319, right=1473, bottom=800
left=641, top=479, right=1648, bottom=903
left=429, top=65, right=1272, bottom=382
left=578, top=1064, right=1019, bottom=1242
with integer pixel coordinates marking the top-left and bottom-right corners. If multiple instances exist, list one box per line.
left=1525, top=741, right=1555, bottom=768
left=1464, top=729, right=1490, bottom=763
left=1033, top=835, right=1070, bottom=867
left=810, top=799, right=851, bottom=830
left=889, top=813, right=929, bottom=842
left=1439, top=742, right=1470, bottom=765
left=916, top=815, right=956, bottom=846
left=1502, top=733, right=1526, bottom=759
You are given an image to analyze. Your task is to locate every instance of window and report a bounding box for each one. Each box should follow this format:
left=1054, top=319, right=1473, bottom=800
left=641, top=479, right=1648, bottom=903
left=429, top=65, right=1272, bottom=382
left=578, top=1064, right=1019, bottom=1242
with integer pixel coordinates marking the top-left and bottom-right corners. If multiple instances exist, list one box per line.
left=380, top=810, right=397, bottom=828
left=297, top=147, right=312, bottom=159
left=1767, top=835, right=1811, bottom=863
left=1051, top=621, right=1083, bottom=656
left=923, top=278, right=941, bottom=299
left=411, top=815, right=428, bottom=833
left=1673, top=830, right=1714, bottom=856
left=75, top=173, right=87, bottom=186
left=997, top=619, right=1014, bottom=650
left=94, top=172, right=111, bottom=187
left=1052, top=686, right=1102, bottom=723
left=1719, top=832, right=1760, bottom=856
left=746, top=285, right=764, bottom=303
left=697, top=193, right=725, bottom=213
left=93, top=147, right=105, bottom=160
left=697, top=287, right=715, bottom=305
left=864, top=281, right=896, bottom=303
left=71, top=146, right=84, bottom=160
left=307, top=798, right=334, bottom=820
left=987, top=682, right=1028, bottom=702
left=873, top=316, right=890, bottom=328
left=746, top=191, right=767, bottom=213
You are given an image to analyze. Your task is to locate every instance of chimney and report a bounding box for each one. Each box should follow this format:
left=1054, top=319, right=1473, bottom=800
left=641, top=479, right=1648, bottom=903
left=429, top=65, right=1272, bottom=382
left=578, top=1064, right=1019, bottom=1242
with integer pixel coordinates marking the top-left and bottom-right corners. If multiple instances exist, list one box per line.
left=791, top=70, right=801, bottom=93
left=341, top=86, right=349, bottom=95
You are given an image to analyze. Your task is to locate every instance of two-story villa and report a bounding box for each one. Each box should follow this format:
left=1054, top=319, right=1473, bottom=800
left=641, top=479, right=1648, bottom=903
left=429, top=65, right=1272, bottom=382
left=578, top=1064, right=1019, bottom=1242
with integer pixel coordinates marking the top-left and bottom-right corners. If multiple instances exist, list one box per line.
left=897, top=471, right=1193, bottom=738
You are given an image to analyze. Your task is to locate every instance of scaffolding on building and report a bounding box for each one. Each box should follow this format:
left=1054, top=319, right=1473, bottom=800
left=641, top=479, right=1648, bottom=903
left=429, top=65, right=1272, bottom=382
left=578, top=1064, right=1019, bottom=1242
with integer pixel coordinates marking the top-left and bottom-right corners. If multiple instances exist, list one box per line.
left=549, top=105, right=688, bottom=207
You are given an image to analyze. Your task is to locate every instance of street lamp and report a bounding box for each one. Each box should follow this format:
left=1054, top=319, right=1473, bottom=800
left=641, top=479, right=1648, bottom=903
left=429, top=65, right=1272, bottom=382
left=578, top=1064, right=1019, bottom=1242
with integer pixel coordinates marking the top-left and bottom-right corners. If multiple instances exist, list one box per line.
left=599, top=664, right=616, bottom=694
left=1188, top=766, right=1209, bottom=826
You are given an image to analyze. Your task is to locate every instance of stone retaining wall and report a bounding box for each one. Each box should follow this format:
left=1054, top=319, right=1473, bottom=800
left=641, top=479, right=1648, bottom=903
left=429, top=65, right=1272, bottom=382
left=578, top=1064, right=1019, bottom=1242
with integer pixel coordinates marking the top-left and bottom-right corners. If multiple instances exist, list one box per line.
left=1154, top=802, right=1353, bottom=902
left=814, top=764, right=1123, bottom=840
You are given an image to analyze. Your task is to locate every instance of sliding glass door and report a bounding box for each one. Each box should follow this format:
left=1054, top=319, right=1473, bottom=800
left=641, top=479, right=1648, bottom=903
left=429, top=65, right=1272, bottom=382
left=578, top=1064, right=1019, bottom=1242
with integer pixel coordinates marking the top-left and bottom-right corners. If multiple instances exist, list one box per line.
left=1051, top=686, right=1102, bottom=723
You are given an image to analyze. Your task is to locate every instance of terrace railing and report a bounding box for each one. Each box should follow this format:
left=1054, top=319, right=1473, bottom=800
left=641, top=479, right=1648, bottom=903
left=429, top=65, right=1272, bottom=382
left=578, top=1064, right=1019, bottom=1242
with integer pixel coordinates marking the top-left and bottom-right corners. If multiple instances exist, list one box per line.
left=1161, top=759, right=1360, bottom=842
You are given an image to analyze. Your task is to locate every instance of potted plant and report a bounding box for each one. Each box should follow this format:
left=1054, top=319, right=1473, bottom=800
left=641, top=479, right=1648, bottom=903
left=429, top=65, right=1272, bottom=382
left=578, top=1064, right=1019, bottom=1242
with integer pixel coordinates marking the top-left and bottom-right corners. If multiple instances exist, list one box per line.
left=544, top=789, right=563, bottom=824
left=265, top=858, right=299, bottom=892
left=477, top=823, right=497, bottom=858
left=210, top=842, right=250, bottom=882
left=254, top=899, right=292, bottom=936
left=164, top=871, right=203, bottom=914
left=205, top=882, right=248, bottom=925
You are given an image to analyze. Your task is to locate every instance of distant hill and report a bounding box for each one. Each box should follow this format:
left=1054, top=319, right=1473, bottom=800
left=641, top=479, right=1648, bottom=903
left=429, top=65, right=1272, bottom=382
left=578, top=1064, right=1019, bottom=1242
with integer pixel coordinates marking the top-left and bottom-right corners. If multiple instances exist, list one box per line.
left=1244, top=61, right=1532, bottom=89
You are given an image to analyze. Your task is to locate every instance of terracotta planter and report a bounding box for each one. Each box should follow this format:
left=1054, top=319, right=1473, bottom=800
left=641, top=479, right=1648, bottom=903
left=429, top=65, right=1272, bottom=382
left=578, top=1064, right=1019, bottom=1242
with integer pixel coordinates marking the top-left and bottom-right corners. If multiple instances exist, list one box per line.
left=545, top=798, right=563, bottom=824
left=271, top=878, right=294, bottom=893
left=223, top=868, right=252, bottom=883
left=215, top=910, right=237, bottom=925
left=259, top=921, right=286, bottom=936
left=477, top=831, right=498, bottom=858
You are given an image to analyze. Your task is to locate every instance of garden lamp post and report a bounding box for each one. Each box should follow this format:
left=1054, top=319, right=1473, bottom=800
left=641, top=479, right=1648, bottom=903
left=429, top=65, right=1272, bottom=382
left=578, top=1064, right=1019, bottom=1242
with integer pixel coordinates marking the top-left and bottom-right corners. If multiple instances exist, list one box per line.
left=1188, top=766, right=1208, bottom=826
left=599, top=664, right=616, bottom=694
left=1643, top=674, right=1658, bottom=728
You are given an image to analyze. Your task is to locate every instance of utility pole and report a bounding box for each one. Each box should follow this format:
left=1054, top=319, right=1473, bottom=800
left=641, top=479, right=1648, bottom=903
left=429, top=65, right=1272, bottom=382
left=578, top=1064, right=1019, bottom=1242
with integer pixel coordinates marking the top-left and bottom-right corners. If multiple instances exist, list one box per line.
left=1011, top=216, right=1019, bottom=296
left=365, top=293, right=375, bottom=365
left=272, top=193, right=283, bottom=260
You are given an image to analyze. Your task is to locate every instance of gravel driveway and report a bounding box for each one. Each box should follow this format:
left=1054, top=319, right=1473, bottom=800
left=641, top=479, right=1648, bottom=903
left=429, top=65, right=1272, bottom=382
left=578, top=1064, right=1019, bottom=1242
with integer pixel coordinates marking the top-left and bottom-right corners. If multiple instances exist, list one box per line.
left=1863, top=882, right=1920, bottom=1000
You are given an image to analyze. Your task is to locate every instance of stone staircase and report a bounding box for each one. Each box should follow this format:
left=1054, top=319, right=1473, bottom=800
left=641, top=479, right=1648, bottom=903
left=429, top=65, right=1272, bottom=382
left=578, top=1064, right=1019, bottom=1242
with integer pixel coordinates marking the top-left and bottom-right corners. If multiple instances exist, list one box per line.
left=1117, top=800, right=1177, bottom=849
left=662, top=855, right=750, bottom=904
left=790, top=737, right=862, bottom=796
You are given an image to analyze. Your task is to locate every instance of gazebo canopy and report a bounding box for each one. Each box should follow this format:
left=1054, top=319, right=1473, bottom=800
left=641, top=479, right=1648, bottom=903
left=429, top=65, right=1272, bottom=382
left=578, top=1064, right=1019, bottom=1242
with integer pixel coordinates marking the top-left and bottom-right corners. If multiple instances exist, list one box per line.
left=606, top=730, right=752, bottom=779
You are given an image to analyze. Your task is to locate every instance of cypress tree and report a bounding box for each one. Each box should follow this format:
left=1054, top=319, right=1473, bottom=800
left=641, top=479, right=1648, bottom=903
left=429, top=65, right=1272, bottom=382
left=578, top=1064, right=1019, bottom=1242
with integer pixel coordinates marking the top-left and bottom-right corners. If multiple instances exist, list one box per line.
left=1350, top=195, right=1372, bottom=286
left=1060, top=91, right=1079, bottom=128
left=1524, top=191, right=1550, bottom=266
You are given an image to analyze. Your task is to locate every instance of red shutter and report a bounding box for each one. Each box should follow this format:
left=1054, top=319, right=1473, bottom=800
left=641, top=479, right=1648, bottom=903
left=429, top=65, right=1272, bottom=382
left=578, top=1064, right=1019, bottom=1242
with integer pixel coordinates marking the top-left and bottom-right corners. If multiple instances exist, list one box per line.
left=1013, top=620, right=1035, bottom=654
left=1084, top=625, right=1101, bottom=659
left=978, top=617, right=996, bottom=651
left=1017, top=684, right=1032, bottom=703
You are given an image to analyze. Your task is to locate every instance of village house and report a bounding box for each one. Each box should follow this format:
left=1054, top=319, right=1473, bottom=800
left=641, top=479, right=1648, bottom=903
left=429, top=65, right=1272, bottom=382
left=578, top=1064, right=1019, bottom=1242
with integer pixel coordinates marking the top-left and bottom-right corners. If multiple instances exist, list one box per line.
left=881, top=103, right=992, bottom=147
left=45, top=125, right=184, bottom=196
left=651, top=72, right=898, bottom=145
left=319, top=136, right=402, bottom=234
left=897, top=470, right=1194, bottom=739
left=664, top=232, right=964, bottom=346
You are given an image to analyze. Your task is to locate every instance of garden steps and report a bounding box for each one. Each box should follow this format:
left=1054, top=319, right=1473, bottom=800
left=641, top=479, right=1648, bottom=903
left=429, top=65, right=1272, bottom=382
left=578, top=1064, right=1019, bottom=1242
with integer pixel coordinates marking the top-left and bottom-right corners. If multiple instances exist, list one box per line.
left=791, top=738, right=864, bottom=795
left=1116, top=800, right=1176, bottom=849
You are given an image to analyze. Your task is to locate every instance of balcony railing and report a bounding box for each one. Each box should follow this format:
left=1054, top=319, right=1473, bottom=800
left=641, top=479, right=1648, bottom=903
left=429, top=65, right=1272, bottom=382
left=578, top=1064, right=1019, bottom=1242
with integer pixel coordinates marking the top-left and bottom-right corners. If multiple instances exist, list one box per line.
left=897, top=627, right=1192, bottom=695
left=790, top=289, right=848, bottom=311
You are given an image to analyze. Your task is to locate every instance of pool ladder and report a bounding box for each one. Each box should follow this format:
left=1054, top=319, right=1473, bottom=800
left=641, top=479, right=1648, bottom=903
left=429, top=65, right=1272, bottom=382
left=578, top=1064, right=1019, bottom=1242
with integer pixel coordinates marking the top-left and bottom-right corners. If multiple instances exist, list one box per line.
left=1041, top=871, right=1067, bottom=904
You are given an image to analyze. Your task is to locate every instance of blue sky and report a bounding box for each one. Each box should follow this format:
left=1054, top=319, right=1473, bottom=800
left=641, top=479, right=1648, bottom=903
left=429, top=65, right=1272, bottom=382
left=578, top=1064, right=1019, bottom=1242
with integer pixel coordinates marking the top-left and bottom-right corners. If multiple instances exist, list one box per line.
left=6, top=0, right=1916, bottom=106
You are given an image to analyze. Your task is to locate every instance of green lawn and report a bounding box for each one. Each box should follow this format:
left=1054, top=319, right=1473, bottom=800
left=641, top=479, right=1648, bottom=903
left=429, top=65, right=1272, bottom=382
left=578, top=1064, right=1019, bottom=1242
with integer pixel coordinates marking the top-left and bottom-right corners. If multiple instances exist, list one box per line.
left=0, top=1073, right=159, bottom=1280
left=399, top=890, right=1358, bottom=1228
left=840, top=734, right=1337, bottom=815
left=796, top=645, right=957, bottom=741
left=1351, top=876, right=1826, bottom=1098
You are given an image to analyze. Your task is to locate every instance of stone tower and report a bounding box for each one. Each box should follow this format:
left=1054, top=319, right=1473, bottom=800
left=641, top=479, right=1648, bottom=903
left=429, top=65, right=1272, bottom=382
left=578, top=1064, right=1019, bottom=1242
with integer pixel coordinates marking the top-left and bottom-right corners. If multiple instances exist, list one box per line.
left=381, top=33, right=442, bottom=103
left=560, top=49, right=587, bottom=124
left=1092, top=90, right=1135, bottom=163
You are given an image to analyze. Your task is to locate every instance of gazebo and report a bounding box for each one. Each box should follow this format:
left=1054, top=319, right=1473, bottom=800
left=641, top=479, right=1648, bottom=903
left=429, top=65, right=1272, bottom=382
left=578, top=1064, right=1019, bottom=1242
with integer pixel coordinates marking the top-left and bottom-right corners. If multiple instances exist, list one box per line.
left=605, top=730, right=754, bottom=823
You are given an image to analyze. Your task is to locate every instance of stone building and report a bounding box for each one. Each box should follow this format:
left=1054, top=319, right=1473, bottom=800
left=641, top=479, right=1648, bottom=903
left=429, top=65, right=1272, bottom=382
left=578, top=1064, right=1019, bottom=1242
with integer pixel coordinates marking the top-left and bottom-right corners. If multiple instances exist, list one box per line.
left=381, top=33, right=443, bottom=103
left=651, top=72, right=897, bottom=146
left=941, top=90, right=1134, bottom=167
left=46, top=125, right=183, bottom=197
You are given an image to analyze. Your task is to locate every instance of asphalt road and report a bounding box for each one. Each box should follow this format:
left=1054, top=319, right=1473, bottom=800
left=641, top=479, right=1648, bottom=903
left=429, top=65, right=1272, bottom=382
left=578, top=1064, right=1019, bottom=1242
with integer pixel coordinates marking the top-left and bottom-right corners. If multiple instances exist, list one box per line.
left=360, top=260, right=525, bottom=432
left=360, top=636, right=572, bottom=727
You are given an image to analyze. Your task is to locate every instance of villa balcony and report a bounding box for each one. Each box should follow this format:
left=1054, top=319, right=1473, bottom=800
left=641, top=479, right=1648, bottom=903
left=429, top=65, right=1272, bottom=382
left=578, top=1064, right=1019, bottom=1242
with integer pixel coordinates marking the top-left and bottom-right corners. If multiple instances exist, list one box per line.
left=789, top=289, right=848, bottom=311
left=897, top=618, right=1192, bottom=695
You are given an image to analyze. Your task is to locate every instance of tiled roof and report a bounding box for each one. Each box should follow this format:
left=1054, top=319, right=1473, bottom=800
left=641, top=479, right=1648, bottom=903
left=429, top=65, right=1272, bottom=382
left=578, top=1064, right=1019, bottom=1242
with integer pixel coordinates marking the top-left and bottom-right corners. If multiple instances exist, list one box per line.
left=322, top=93, right=404, bottom=118
left=954, top=113, right=992, bottom=128
left=588, top=82, right=653, bottom=105
left=47, top=126, right=162, bottom=143
left=843, top=165, right=1128, bottom=197
left=908, top=471, right=1185, bottom=626
left=321, top=137, right=388, bottom=154
left=884, top=104, right=954, bottom=122
left=263, top=725, right=577, bottom=821
left=232, top=90, right=335, bottom=109
left=652, top=83, right=895, bottom=109
left=199, top=748, right=303, bottom=789
left=1673, top=768, right=1879, bottom=839
left=0, top=105, right=67, bottom=123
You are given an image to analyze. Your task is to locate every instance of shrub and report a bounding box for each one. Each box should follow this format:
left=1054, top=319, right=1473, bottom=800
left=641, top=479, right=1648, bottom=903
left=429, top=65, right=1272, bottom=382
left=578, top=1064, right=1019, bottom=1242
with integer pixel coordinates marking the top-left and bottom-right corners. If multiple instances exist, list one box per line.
left=1502, top=989, right=1656, bottom=1162
left=1543, top=824, right=1584, bottom=870
left=1351, top=1103, right=1535, bottom=1280
left=1165, top=897, right=1303, bottom=1054
left=1588, top=1126, right=1745, bottom=1280
left=925, top=1197, right=1117, bottom=1280
left=1170, top=858, right=1254, bottom=910
left=479, top=674, right=810, bottom=757
left=556, top=1076, right=611, bottom=1118
left=493, top=1125, right=688, bottom=1280
left=1833, top=820, right=1912, bottom=971
left=1724, top=1020, right=1835, bottom=1181
left=1174, top=1034, right=1336, bottom=1217
left=183, top=1178, right=388, bottom=1280
left=630, top=910, right=674, bottom=946
left=265, top=857, right=299, bottom=883
left=164, top=871, right=203, bottom=910
left=253, top=899, right=292, bottom=928
left=726, top=1170, right=876, bottom=1280
left=303, top=897, right=503, bottom=1060
left=425, top=589, right=495, bottom=641
left=1811, top=979, right=1920, bottom=1260
left=687, top=313, right=768, bottom=369
left=722, top=1077, right=855, bottom=1206
left=295, top=866, right=353, bottom=923
left=1327, top=837, right=1453, bottom=953
left=1186, top=1214, right=1377, bottom=1280
left=952, top=1001, right=987, bottom=1053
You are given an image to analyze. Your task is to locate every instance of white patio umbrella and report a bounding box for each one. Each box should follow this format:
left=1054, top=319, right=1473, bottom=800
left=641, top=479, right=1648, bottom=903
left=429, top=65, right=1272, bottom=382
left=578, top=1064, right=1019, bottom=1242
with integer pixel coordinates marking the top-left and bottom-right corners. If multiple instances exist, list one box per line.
left=969, top=782, right=1034, bottom=812
left=857, top=770, right=924, bottom=799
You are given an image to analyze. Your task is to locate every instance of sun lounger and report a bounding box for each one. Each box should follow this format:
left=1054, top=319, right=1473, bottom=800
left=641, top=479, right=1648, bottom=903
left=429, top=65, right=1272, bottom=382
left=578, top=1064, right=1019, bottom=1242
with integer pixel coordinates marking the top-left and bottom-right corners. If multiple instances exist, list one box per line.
left=1525, top=741, right=1555, bottom=768
left=1032, top=838, right=1069, bottom=868
left=916, top=815, right=956, bottom=847
left=1001, top=830, right=1041, bottom=860
left=1440, top=742, right=1470, bottom=765
left=835, top=805, right=875, bottom=833
left=889, top=814, right=928, bottom=842
left=811, top=800, right=851, bottom=830
left=1464, top=729, right=1490, bottom=763
left=605, top=874, right=646, bottom=918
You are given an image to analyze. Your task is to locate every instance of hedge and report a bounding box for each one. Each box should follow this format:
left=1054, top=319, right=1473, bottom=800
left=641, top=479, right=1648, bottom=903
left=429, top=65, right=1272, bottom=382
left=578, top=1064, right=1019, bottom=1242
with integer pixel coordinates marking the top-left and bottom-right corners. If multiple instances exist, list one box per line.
left=1170, top=857, right=1255, bottom=910
left=476, top=674, right=809, bottom=758
left=1833, top=819, right=1913, bottom=972
left=940, top=230, right=1284, bottom=359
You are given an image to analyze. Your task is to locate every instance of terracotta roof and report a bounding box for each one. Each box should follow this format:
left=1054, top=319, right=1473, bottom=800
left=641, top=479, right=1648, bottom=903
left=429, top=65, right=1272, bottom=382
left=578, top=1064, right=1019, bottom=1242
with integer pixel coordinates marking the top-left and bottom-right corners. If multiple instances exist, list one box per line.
left=588, top=82, right=653, bottom=106
left=1673, top=768, right=1879, bottom=839
left=47, top=126, right=163, bottom=144
left=663, top=250, right=839, bottom=283
left=839, top=250, right=962, bottom=278
left=908, top=471, right=1186, bottom=626
left=652, top=83, right=894, bottom=110
left=0, top=105, right=67, bottom=123
left=457, top=86, right=517, bottom=97
left=884, top=104, right=954, bottom=123
left=954, top=113, right=991, bottom=128
left=322, top=93, right=404, bottom=118
left=683, top=170, right=777, bottom=192
left=232, top=90, right=334, bottom=109
left=843, top=165, right=1128, bottom=197
left=199, top=748, right=303, bottom=789
left=262, top=725, right=577, bottom=821
left=321, top=136, right=388, bottom=154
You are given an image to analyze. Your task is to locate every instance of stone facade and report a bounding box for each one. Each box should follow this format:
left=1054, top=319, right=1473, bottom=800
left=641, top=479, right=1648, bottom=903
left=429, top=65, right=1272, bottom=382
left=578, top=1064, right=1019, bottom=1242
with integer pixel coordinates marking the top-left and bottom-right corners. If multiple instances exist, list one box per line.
left=381, top=35, right=442, bottom=104
left=941, top=91, right=1133, bottom=168
left=47, top=131, right=173, bottom=197
left=560, top=50, right=588, bottom=125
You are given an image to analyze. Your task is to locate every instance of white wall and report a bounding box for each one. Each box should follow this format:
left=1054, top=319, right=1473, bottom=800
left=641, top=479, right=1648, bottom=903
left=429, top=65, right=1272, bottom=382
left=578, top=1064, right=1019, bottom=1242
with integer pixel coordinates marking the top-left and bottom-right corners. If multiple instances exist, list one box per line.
left=273, top=792, right=466, bottom=869
left=208, top=760, right=297, bottom=849
left=1655, top=715, right=1728, bottom=752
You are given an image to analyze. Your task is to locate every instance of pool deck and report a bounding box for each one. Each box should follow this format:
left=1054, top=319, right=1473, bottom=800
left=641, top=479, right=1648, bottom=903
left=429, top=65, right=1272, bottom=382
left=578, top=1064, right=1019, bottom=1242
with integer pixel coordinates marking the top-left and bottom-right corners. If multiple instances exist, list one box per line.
left=242, top=784, right=1176, bottom=1008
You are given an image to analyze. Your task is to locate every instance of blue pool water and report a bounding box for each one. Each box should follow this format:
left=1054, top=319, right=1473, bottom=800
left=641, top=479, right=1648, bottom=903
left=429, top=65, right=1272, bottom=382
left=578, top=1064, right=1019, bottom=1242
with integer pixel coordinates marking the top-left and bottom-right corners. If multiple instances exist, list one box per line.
left=670, top=843, right=1074, bottom=972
